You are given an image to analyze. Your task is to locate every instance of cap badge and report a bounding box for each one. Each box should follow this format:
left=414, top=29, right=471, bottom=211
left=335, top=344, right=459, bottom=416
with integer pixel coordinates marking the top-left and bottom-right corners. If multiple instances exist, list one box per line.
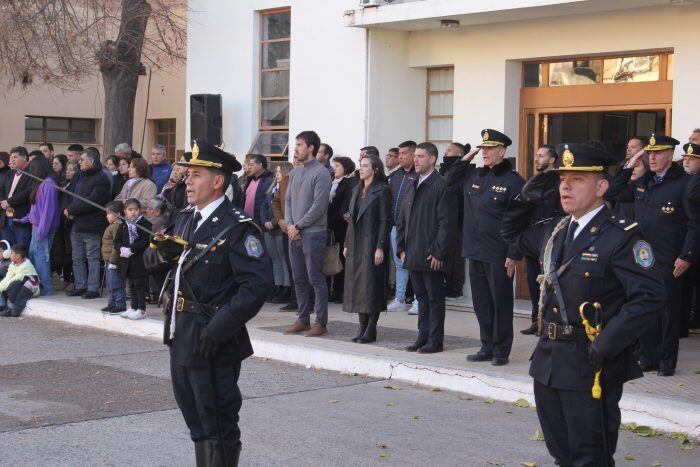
left=649, top=135, right=656, bottom=146
left=688, top=145, right=694, bottom=155
left=562, top=144, right=574, bottom=168
left=483, top=130, right=489, bottom=142
left=192, top=141, right=200, bottom=160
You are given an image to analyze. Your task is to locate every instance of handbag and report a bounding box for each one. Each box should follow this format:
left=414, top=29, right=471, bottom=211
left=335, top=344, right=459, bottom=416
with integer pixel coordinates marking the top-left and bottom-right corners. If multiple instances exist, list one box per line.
left=323, top=230, right=343, bottom=276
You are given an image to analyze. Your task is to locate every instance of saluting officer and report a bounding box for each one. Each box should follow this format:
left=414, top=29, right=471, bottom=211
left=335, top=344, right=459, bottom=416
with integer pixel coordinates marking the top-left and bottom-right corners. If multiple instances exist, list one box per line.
left=153, top=141, right=272, bottom=466
left=446, top=129, right=525, bottom=366
left=501, top=143, right=665, bottom=466
left=606, top=134, right=696, bottom=376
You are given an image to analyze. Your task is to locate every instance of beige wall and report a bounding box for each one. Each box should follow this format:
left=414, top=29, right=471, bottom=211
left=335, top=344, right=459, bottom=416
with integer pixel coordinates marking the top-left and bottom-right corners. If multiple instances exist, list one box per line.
left=0, top=67, right=185, bottom=160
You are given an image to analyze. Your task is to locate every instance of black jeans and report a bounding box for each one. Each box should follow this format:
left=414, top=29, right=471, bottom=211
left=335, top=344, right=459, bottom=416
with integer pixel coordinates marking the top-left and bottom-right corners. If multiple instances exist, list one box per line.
left=469, top=259, right=514, bottom=358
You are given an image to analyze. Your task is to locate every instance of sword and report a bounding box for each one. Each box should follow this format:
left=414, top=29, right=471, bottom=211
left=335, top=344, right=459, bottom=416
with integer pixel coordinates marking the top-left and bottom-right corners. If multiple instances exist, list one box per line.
left=14, top=167, right=189, bottom=248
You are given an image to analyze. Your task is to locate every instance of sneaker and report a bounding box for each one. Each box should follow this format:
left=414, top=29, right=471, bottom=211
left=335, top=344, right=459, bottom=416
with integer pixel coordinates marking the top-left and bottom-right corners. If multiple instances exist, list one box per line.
left=128, top=310, right=147, bottom=320
left=82, top=291, right=100, bottom=299
left=109, top=307, right=127, bottom=316
left=120, top=308, right=137, bottom=318
left=387, top=299, right=407, bottom=312
left=407, top=301, right=418, bottom=315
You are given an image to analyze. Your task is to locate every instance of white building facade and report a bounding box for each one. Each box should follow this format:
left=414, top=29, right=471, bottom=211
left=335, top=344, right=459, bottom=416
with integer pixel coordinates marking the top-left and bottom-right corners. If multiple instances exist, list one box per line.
left=187, top=0, right=700, bottom=301
left=187, top=0, right=700, bottom=167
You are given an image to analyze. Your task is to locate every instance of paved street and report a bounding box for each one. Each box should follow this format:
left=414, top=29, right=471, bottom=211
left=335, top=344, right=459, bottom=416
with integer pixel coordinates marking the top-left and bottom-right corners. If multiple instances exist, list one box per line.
left=0, top=317, right=695, bottom=466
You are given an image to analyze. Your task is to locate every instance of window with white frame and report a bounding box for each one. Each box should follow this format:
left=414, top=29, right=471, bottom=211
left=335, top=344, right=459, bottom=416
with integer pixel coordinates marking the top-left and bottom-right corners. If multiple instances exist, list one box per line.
left=426, top=67, right=454, bottom=157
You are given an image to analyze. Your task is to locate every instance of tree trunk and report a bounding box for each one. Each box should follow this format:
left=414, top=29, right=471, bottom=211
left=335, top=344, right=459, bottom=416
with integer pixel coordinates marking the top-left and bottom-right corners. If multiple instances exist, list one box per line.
left=102, top=68, right=139, bottom=159
left=99, top=0, right=151, bottom=159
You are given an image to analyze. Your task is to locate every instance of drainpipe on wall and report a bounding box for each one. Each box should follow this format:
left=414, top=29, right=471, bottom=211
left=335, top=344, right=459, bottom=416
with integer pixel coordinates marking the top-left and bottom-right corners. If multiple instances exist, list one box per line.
left=364, top=27, right=371, bottom=146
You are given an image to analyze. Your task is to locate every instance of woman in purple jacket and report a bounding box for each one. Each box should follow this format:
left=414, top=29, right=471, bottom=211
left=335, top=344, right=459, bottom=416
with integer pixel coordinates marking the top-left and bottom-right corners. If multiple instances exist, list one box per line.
left=18, top=155, right=60, bottom=296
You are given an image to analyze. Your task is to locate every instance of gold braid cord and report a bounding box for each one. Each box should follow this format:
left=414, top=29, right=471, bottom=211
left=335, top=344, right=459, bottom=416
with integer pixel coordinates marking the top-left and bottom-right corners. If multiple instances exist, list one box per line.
left=536, top=216, right=571, bottom=335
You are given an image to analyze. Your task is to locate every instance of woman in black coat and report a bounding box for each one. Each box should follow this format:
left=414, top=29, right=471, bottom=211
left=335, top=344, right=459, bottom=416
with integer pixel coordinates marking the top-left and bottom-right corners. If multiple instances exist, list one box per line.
left=343, top=154, right=392, bottom=343
left=327, top=156, right=357, bottom=303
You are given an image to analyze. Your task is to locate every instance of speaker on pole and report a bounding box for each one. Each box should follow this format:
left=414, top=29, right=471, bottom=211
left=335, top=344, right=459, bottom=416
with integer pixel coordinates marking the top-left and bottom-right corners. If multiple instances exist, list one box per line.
left=190, top=94, right=222, bottom=145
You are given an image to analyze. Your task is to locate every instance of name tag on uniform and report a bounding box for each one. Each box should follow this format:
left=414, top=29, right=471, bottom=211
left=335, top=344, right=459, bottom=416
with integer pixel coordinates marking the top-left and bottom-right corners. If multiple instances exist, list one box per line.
left=636, top=187, right=645, bottom=192
left=472, top=184, right=480, bottom=189
left=580, top=252, right=599, bottom=262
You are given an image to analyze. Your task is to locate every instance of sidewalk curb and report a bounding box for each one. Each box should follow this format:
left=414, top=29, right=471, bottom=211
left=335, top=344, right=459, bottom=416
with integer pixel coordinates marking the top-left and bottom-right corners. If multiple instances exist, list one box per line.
left=25, top=298, right=700, bottom=438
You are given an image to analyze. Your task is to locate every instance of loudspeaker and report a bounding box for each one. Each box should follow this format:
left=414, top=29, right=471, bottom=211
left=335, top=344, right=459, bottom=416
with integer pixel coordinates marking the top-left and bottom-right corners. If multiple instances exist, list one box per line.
left=190, top=94, right=222, bottom=145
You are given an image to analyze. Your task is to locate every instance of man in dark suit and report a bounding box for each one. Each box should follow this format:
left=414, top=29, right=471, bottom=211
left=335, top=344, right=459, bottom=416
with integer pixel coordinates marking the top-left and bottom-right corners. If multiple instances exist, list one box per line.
left=154, top=140, right=272, bottom=466
left=397, top=142, right=457, bottom=353
left=501, top=143, right=665, bottom=466
left=0, top=146, right=33, bottom=246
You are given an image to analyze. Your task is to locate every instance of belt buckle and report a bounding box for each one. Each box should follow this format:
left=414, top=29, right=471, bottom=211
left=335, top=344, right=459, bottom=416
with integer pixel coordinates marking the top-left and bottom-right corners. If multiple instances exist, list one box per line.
left=547, top=322, right=557, bottom=340
left=176, top=297, right=184, bottom=312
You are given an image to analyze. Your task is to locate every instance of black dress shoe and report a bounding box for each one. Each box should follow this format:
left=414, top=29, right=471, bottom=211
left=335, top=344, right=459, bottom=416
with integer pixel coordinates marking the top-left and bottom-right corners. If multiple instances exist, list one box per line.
left=82, top=291, right=100, bottom=299
left=279, top=302, right=298, bottom=312
left=101, top=305, right=115, bottom=312
left=405, top=341, right=427, bottom=352
left=520, top=323, right=538, bottom=335
left=657, top=369, right=675, bottom=377
left=418, top=343, right=443, bottom=354
left=466, top=352, right=493, bottom=362
left=491, top=356, right=509, bottom=366
left=67, top=289, right=87, bottom=297
left=0, top=308, right=11, bottom=317
left=639, top=362, right=659, bottom=372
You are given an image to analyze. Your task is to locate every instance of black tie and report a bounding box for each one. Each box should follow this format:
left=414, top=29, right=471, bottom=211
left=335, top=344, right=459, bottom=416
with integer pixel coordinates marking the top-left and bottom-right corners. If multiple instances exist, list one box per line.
left=563, top=221, right=579, bottom=256
left=188, top=212, right=202, bottom=243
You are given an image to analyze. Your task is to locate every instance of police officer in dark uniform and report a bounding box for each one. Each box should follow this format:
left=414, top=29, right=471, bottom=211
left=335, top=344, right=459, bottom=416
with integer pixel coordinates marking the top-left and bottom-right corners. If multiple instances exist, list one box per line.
left=501, top=143, right=665, bottom=466
left=605, top=134, right=696, bottom=376
left=446, top=129, right=525, bottom=365
left=152, top=140, right=272, bottom=466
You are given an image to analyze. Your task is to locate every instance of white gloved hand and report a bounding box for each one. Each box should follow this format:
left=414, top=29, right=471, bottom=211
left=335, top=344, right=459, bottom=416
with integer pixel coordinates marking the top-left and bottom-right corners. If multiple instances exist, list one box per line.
left=119, top=247, right=133, bottom=258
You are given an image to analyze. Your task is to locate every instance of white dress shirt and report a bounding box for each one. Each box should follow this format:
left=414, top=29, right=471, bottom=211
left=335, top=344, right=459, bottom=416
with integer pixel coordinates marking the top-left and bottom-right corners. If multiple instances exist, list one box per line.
left=568, top=204, right=605, bottom=239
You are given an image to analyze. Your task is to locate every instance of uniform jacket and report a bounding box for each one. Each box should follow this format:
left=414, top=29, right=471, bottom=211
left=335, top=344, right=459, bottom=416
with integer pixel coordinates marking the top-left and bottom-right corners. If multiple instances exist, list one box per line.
left=343, top=182, right=392, bottom=314
left=114, top=216, right=153, bottom=279
left=396, top=171, right=457, bottom=272
left=328, top=176, right=357, bottom=243
left=166, top=198, right=273, bottom=368
left=447, top=158, right=525, bottom=263
left=687, top=173, right=700, bottom=259
left=502, top=203, right=665, bottom=391
left=66, top=165, right=111, bottom=234
left=606, top=163, right=696, bottom=265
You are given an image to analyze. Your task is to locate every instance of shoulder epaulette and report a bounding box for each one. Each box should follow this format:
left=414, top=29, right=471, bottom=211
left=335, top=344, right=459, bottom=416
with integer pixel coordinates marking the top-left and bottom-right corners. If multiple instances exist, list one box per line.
left=609, top=216, right=638, bottom=232
left=230, top=208, right=264, bottom=233
left=181, top=205, right=195, bottom=213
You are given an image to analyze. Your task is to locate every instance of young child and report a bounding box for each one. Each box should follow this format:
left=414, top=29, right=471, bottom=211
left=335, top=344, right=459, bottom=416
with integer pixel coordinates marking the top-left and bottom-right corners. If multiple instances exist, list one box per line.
left=114, top=198, right=153, bottom=320
left=101, top=200, right=126, bottom=315
left=0, top=240, right=12, bottom=279
left=0, top=244, right=40, bottom=317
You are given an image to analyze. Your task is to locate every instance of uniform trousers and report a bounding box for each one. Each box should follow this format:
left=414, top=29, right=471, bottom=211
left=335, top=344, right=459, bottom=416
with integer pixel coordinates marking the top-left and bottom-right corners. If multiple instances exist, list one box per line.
left=469, top=259, right=514, bottom=358
left=525, top=256, right=541, bottom=323
left=410, top=270, right=445, bottom=346
left=171, top=360, right=243, bottom=451
left=534, top=379, right=622, bottom=467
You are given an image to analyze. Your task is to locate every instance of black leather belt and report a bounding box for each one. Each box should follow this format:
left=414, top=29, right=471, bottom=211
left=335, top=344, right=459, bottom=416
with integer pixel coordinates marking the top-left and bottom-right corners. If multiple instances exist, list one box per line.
left=543, top=320, right=586, bottom=341
left=174, top=297, right=218, bottom=317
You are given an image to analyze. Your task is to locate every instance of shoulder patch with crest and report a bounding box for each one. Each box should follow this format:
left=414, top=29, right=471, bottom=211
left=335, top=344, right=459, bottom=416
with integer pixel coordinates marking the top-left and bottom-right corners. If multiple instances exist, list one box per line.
left=633, top=240, right=654, bottom=269
left=244, top=235, right=264, bottom=258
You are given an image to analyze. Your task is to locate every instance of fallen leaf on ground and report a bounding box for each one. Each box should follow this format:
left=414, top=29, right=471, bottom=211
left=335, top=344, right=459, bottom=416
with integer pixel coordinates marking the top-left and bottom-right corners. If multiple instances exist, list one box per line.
left=412, top=416, right=420, bottom=420
left=379, top=453, right=389, bottom=459
left=631, top=425, right=657, bottom=437
left=623, top=453, right=634, bottom=461
left=486, top=461, right=504, bottom=466
left=651, top=461, right=661, bottom=466
left=676, top=382, right=685, bottom=388
left=483, top=398, right=494, bottom=404
left=458, top=396, right=473, bottom=401
left=505, top=411, right=513, bottom=414
left=680, top=444, right=695, bottom=451
left=514, top=398, right=530, bottom=408
left=430, top=387, right=442, bottom=392
left=386, top=402, right=394, bottom=407
left=529, top=429, right=545, bottom=441
left=384, top=385, right=401, bottom=390
left=328, top=400, right=339, bottom=404
left=376, top=444, right=388, bottom=449
left=520, top=462, right=536, bottom=467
